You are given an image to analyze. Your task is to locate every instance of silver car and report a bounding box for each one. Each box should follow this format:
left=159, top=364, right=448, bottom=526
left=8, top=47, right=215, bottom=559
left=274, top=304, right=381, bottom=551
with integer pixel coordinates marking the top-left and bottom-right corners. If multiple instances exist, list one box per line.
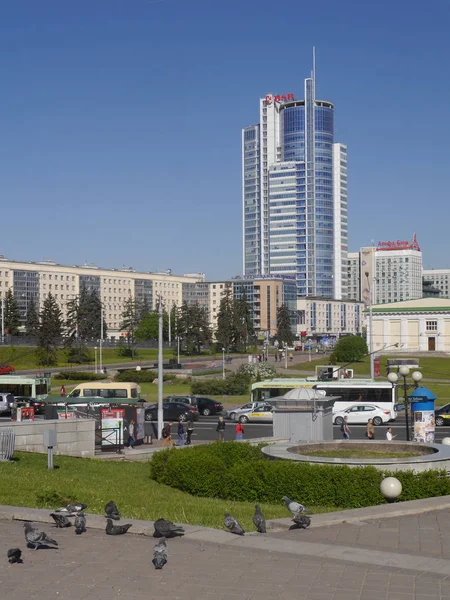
left=226, top=402, right=265, bottom=421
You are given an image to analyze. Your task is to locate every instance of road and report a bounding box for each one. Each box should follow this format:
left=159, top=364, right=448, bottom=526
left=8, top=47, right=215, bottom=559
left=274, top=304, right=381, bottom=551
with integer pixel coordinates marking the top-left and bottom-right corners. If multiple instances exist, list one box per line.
left=3, top=413, right=449, bottom=443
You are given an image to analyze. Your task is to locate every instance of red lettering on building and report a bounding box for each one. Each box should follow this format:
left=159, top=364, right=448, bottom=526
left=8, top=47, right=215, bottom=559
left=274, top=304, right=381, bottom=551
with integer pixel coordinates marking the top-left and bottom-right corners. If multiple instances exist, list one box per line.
left=376, top=233, right=420, bottom=252
left=265, top=93, right=295, bottom=105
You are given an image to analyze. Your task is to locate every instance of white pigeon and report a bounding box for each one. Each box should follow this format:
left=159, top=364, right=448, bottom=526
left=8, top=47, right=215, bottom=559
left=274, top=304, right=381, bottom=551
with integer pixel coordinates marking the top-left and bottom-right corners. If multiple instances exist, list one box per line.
left=282, top=496, right=312, bottom=516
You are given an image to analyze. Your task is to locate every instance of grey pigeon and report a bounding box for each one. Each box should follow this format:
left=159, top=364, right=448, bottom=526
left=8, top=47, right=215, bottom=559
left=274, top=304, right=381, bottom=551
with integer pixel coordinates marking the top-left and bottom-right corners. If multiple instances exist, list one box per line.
left=75, top=513, right=86, bottom=535
left=282, top=496, right=312, bottom=516
left=50, top=513, right=72, bottom=528
left=7, top=548, right=22, bottom=564
left=105, top=518, right=132, bottom=535
left=23, top=522, right=58, bottom=550
left=292, top=515, right=311, bottom=529
left=224, top=513, right=245, bottom=535
left=104, top=501, right=120, bottom=521
left=253, top=505, right=266, bottom=534
left=152, top=536, right=168, bottom=569
left=56, top=502, right=87, bottom=514
left=153, top=518, right=185, bottom=538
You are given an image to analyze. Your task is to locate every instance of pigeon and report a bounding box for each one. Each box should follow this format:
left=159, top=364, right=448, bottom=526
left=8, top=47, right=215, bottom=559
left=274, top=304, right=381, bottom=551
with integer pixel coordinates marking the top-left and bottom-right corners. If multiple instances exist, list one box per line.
left=7, top=548, right=22, bottom=564
left=282, top=496, right=312, bottom=516
left=224, top=513, right=245, bottom=535
left=153, top=518, right=185, bottom=539
left=23, top=522, right=58, bottom=550
left=104, top=501, right=120, bottom=521
left=253, top=505, right=266, bottom=534
left=152, top=536, right=168, bottom=570
left=292, top=515, right=311, bottom=529
left=105, top=518, right=132, bottom=535
left=56, top=503, right=87, bottom=515
left=75, top=513, right=86, bottom=535
left=50, top=513, right=72, bottom=528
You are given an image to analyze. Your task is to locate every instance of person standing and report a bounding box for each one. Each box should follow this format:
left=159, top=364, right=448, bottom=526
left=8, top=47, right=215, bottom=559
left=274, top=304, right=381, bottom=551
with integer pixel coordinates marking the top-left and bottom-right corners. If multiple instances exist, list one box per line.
left=186, top=419, right=194, bottom=445
left=274, top=353, right=278, bottom=363
left=162, top=422, right=173, bottom=448
left=128, top=419, right=135, bottom=449
left=386, top=427, right=397, bottom=441
left=366, top=418, right=375, bottom=440
left=235, top=421, right=244, bottom=441
left=341, top=416, right=350, bottom=440
left=177, top=418, right=185, bottom=447
left=216, top=416, right=226, bottom=441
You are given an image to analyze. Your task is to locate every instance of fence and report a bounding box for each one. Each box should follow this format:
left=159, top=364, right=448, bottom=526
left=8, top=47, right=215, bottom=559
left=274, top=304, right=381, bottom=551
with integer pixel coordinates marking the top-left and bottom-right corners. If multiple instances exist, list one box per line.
left=0, top=429, right=15, bottom=461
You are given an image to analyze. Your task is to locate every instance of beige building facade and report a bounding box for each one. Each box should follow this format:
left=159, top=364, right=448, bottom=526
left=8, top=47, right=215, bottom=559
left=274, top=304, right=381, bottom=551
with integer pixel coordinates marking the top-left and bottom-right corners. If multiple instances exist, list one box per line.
left=296, top=297, right=364, bottom=339
left=367, top=298, right=450, bottom=353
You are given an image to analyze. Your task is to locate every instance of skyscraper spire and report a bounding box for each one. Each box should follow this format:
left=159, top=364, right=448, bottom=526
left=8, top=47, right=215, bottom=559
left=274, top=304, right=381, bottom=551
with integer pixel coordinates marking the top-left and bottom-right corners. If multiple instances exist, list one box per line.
left=312, top=46, right=316, bottom=99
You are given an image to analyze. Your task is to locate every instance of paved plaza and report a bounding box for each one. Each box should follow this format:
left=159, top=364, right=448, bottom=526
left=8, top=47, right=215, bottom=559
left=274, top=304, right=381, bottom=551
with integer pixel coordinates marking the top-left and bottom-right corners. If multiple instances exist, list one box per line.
left=2, top=507, right=450, bottom=600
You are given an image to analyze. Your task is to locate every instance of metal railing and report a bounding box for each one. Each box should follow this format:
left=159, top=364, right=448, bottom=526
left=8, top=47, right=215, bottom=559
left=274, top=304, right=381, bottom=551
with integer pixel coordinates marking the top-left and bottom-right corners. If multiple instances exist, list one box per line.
left=0, top=429, right=15, bottom=461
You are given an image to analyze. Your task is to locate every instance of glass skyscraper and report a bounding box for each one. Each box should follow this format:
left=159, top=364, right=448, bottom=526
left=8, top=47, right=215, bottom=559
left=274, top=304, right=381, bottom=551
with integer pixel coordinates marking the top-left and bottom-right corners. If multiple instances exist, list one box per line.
left=242, top=66, right=348, bottom=299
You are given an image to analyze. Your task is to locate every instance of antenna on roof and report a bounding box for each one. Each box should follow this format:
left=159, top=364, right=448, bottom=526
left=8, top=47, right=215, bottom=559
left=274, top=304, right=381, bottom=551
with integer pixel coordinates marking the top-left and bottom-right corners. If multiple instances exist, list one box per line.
left=312, top=46, right=316, bottom=98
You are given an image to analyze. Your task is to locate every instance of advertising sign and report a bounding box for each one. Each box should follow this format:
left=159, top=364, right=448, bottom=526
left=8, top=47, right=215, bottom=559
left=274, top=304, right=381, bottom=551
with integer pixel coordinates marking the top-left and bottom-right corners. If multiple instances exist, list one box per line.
left=135, top=408, right=145, bottom=442
left=413, top=410, right=435, bottom=443
left=57, top=407, right=75, bottom=420
left=101, top=408, right=124, bottom=447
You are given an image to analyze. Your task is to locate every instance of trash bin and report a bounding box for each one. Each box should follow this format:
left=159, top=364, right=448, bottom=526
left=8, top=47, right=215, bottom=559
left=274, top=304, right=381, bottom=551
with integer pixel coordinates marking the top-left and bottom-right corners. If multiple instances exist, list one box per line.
left=0, top=428, right=15, bottom=461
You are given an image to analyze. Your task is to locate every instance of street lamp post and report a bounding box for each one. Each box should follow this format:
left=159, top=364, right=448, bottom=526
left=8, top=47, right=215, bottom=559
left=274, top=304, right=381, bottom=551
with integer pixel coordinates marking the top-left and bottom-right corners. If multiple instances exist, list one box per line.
left=177, top=335, right=180, bottom=365
left=158, top=299, right=164, bottom=440
left=387, top=366, right=423, bottom=441
left=222, top=347, right=225, bottom=380
left=99, top=306, right=103, bottom=374
left=365, top=272, right=374, bottom=380
left=1, top=298, right=4, bottom=343
left=94, top=347, right=98, bottom=374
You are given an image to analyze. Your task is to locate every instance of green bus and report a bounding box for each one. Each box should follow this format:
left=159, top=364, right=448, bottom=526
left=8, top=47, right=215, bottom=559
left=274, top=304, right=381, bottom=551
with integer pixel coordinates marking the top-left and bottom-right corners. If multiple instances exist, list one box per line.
left=0, top=374, right=52, bottom=400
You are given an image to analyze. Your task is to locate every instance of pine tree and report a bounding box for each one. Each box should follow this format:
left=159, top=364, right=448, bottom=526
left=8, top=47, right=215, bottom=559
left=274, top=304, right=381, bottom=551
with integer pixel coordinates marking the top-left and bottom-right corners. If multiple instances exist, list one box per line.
left=234, top=292, right=255, bottom=352
left=3, top=289, right=21, bottom=335
left=66, top=285, right=107, bottom=342
left=119, top=297, right=139, bottom=358
left=36, top=293, right=63, bottom=366
left=216, top=284, right=236, bottom=352
left=177, top=302, right=211, bottom=354
left=276, top=304, right=294, bottom=348
left=25, top=298, right=40, bottom=337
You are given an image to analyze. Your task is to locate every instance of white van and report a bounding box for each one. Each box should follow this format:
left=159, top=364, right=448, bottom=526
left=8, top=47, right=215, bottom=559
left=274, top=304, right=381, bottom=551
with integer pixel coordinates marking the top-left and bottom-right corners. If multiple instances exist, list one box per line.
left=68, top=382, right=140, bottom=400
left=0, top=393, right=14, bottom=414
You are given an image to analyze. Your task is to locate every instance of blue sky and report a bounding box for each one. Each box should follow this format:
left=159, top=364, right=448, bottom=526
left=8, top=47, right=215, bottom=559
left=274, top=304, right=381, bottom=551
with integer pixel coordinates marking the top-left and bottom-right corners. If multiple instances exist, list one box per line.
left=1, top=0, right=449, bottom=278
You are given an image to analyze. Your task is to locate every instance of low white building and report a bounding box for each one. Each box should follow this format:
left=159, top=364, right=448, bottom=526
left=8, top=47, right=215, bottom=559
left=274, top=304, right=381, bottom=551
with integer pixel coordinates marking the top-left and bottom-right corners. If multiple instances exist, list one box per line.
left=367, top=298, right=450, bottom=353
left=296, top=297, right=364, bottom=339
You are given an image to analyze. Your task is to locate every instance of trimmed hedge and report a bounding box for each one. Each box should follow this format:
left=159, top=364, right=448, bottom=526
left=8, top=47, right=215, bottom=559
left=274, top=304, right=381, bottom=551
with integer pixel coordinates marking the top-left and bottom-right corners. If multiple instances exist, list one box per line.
left=191, top=373, right=250, bottom=396
left=53, top=371, right=108, bottom=381
left=150, top=442, right=450, bottom=508
left=114, top=370, right=191, bottom=384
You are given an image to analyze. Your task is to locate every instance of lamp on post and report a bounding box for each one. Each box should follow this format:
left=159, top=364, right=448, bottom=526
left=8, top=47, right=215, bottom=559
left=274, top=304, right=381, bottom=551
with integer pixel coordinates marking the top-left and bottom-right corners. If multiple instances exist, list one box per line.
left=387, top=367, right=423, bottom=441
left=222, top=348, right=225, bottom=380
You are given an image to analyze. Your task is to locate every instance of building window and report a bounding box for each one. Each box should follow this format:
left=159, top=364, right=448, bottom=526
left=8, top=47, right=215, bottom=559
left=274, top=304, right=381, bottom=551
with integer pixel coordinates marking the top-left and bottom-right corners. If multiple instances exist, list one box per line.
left=426, top=320, right=438, bottom=331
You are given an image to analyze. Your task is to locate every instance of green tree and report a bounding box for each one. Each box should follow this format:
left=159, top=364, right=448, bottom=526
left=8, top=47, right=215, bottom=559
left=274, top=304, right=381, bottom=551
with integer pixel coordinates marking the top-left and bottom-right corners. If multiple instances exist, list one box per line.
left=3, top=289, right=21, bottom=335
left=234, top=292, right=255, bottom=352
left=36, top=293, right=63, bottom=366
left=330, top=336, right=368, bottom=363
left=25, top=298, right=40, bottom=336
left=66, top=285, right=107, bottom=342
left=119, top=297, right=139, bottom=358
left=135, top=311, right=159, bottom=341
left=177, top=302, right=211, bottom=354
left=276, top=304, right=294, bottom=347
left=216, top=284, right=236, bottom=352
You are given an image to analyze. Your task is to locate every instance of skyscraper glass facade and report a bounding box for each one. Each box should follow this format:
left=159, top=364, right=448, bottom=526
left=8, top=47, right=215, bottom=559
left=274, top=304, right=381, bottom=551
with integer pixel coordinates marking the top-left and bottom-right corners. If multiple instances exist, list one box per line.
left=242, top=65, right=346, bottom=300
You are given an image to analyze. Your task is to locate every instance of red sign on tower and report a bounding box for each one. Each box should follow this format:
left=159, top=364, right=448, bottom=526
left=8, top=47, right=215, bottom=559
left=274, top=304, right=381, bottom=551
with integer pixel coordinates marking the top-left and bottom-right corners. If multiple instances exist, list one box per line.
left=265, top=93, right=295, bottom=105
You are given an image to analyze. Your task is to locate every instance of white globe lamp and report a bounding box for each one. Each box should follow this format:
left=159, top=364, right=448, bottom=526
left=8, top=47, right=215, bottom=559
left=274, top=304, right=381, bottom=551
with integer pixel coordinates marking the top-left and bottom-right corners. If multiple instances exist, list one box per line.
left=399, top=366, right=410, bottom=377
left=442, top=438, right=450, bottom=446
left=380, top=476, right=402, bottom=500
left=387, top=372, right=398, bottom=384
left=412, top=371, right=423, bottom=384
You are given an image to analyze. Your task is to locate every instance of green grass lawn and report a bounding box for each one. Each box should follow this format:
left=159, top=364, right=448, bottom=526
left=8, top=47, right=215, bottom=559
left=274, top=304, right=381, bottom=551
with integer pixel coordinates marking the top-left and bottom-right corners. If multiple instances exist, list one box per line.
left=0, top=452, right=334, bottom=529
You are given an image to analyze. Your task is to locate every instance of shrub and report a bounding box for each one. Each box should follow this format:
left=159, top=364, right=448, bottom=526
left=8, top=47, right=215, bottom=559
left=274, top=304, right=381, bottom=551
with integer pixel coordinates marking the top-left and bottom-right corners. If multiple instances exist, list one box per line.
left=53, top=371, right=108, bottom=381
left=191, top=373, right=251, bottom=396
left=150, top=443, right=450, bottom=508
left=114, top=370, right=191, bottom=384
left=236, top=363, right=277, bottom=381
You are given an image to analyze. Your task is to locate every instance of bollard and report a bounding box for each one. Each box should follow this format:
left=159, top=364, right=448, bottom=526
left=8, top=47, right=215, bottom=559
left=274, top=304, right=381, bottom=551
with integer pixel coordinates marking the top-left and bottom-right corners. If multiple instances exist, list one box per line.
left=43, top=430, right=57, bottom=470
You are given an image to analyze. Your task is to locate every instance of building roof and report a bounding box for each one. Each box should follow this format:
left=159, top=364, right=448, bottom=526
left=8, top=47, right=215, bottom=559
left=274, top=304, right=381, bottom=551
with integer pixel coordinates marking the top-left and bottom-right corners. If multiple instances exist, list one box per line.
left=369, top=298, right=450, bottom=313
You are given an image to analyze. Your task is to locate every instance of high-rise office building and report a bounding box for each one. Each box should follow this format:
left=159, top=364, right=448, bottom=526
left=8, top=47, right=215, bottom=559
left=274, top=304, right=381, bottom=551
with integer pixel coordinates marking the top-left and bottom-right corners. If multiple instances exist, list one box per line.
left=242, top=59, right=348, bottom=299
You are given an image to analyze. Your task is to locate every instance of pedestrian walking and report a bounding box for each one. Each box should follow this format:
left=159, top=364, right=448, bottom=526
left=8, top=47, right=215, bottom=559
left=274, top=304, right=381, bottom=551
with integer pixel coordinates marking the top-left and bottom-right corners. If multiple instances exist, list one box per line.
left=366, top=418, right=375, bottom=440
left=289, top=352, right=294, bottom=362
left=216, top=416, right=226, bottom=441
left=177, top=419, right=185, bottom=446
left=341, top=416, right=350, bottom=440
left=162, top=422, right=174, bottom=448
left=386, top=427, right=397, bottom=441
left=60, top=385, right=66, bottom=398
left=235, top=421, right=244, bottom=441
left=186, top=419, right=194, bottom=445
left=275, top=353, right=278, bottom=363
left=128, top=419, right=135, bottom=449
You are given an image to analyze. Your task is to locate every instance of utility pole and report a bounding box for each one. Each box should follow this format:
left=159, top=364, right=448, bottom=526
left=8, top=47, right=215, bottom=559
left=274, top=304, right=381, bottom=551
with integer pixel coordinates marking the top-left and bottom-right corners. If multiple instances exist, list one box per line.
left=99, top=306, right=103, bottom=374
left=1, top=298, right=4, bottom=344
left=168, top=302, right=171, bottom=345
left=157, top=299, right=164, bottom=440
left=365, top=272, right=374, bottom=380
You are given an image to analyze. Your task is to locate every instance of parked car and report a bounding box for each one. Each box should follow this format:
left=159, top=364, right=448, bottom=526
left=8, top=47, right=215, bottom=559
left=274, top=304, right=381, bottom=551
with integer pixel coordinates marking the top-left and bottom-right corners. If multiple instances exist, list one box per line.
left=238, top=403, right=275, bottom=423
left=14, top=396, right=44, bottom=415
left=0, top=393, right=15, bottom=414
left=434, top=403, right=450, bottom=426
left=194, top=397, right=223, bottom=416
left=0, top=364, right=14, bottom=375
left=226, top=402, right=265, bottom=421
left=163, top=395, right=198, bottom=407
left=145, top=401, right=199, bottom=422
left=333, top=404, right=393, bottom=426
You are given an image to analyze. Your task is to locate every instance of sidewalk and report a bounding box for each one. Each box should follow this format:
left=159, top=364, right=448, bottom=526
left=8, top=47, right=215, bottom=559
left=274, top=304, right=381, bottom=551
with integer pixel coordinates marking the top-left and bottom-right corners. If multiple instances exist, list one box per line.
left=2, top=499, right=450, bottom=599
